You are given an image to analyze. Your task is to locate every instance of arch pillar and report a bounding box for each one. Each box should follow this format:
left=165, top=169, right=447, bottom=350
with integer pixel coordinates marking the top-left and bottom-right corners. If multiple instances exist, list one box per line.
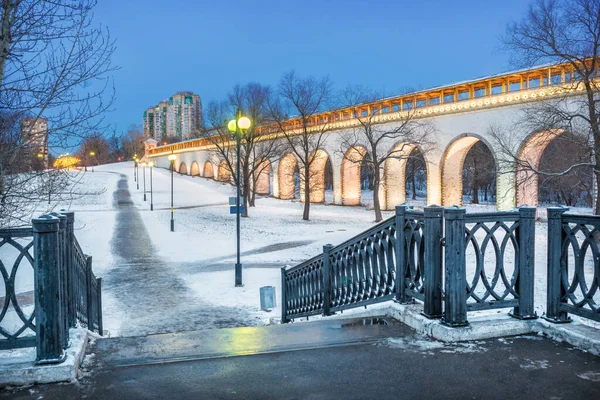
left=332, top=153, right=343, bottom=205
left=272, top=160, right=280, bottom=198
left=426, top=160, right=442, bottom=206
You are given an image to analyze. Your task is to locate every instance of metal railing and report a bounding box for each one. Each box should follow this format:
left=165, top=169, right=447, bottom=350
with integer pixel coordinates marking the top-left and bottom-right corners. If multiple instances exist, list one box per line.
left=0, top=211, right=102, bottom=364
left=0, top=227, right=36, bottom=350
left=545, top=208, right=600, bottom=323
left=282, top=205, right=538, bottom=326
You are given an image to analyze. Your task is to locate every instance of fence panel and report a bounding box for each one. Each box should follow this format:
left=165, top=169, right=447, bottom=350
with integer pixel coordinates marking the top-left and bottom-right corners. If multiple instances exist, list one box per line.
left=0, top=228, right=36, bottom=350
left=546, top=209, right=600, bottom=323
left=329, top=216, right=397, bottom=313
left=282, top=255, right=324, bottom=321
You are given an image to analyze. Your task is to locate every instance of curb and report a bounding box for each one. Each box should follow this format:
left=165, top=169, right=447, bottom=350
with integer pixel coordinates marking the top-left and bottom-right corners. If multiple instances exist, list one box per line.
left=0, top=328, right=89, bottom=388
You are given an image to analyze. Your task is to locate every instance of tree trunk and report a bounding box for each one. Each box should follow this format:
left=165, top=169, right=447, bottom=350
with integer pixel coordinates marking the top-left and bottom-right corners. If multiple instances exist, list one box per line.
left=472, top=184, right=479, bottom=204
left=242, top=167, right=250, bottom=217
left=373, top=174, right=382, bottom=222
left=411, top=166, right=416, bottom=201
left=303, top=164, right=310, bottom=221
left=0, top=0, right=15, bottom=88
left=595, top=171, right=600, bottom=215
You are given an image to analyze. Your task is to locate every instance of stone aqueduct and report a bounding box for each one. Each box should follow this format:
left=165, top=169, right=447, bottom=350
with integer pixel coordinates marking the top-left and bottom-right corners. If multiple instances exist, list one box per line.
left=146, top=63, right=589, bottom=211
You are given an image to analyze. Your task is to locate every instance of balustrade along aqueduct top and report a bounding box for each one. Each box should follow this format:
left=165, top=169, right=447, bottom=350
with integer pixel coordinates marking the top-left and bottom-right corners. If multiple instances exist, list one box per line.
left=282, top=205, right=600, bottom=327
left=0, top=211, right=102, bottom=364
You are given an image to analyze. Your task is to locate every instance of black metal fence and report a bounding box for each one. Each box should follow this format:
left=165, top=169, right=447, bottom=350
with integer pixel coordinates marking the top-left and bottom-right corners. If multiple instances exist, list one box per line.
left=0, top=211, right=102, bottom=364
left=545, top=208, right=600, bottom=323
left=282, top=205, right=538, bottom=325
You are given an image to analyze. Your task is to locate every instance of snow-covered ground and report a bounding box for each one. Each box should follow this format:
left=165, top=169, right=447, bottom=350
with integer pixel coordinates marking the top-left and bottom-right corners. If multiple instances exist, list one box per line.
left=1, top=161, right=598, bottom=340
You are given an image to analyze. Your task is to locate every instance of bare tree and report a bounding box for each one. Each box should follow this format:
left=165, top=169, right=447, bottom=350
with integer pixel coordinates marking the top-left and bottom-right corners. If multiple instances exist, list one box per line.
left=462, top=141, right=496, bottom=204
left=200, top=83, right=284, bottom=216
left=266, top=71, right=332, bottom=221
left=500, top=0, right=600, bottom=213
left=0, top=0, right=116, bottom=226
left=337, top=85, right=435, bottom=222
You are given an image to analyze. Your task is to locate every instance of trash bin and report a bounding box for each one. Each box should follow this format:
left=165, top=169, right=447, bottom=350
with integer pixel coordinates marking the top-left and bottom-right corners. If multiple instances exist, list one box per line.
left=260, top=286, right=276, bottom=311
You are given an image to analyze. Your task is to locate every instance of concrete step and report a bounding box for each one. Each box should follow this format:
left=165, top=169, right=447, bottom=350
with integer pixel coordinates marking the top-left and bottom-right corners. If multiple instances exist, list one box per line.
left=91, top=316, right=412, bottom=368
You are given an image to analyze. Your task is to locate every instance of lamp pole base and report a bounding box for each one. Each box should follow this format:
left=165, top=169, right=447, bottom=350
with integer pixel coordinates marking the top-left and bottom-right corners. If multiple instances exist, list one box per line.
left=143, top=193, right=146, bottom=201
left=151, top=204, right=153, bottom=211
left=235, top=263, right=243, bottom=287
left=170, top=219, right=174, bottom=232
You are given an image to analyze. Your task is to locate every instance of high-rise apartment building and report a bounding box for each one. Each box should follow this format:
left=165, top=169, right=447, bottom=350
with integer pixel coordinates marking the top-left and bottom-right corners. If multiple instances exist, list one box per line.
left=143, top=92, right=201, bottom=141
left=21, top=117, right=48, bottom=169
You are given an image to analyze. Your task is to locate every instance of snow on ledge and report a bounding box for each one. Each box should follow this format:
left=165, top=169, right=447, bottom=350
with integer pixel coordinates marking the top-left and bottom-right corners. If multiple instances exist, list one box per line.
left=0, top=327, right=89, bottom=388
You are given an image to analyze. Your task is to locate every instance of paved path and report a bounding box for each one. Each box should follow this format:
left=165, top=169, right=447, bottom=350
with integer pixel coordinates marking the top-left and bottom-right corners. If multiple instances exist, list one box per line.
left=102, top=175, right=264, bottom=337
left=2, top=317, right=599, bottom=399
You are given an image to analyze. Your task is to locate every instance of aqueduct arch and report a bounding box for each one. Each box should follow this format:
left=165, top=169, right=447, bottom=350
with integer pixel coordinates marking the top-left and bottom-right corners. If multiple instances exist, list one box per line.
left=254, top=159, right=271, bottom=195
left=190, top=161, right=200, bottom=176
left=218, top=160, right=232, bottom=182
left=516, top=130, right=563, bottom=207
left=278, top=153, right=298, bottom=200
left=341, top=146, right=367, bottom=206
left=304, top=149, right=330, bottom=203
left=178, top=162, right=188, bottom=175
left=384, top=143, right=421, bottom=208
left=203, top=161, right=214, bottom=179
left=441, top=135, right=497, bottom=207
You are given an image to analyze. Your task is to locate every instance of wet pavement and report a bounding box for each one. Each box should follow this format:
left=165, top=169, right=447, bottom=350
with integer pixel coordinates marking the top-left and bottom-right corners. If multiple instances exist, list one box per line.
left=2, top=317, right=599, bottom=399
left=102, top=175, right=265, bottom=336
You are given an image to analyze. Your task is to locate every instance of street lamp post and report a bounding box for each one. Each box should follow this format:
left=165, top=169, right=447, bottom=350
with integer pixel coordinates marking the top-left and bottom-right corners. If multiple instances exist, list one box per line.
left=89, top=151, right=96, bottom=172
left=133, top=154, right=137, bottom=182
left=148, top=161, right=154, bottom=211
left=228, top=110, right=251, bottom=287
left=141, top=162, right=147, bottom=201
left=168, top=153, right=177, bottom=231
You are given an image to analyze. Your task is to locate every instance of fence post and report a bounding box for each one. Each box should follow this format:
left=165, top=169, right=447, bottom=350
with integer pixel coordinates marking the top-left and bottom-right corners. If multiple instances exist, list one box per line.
left=50, top=212, right=69, bottom=349
left=422, top=206, right=444, bottom=318
left=86, top=255, right=94, bottom=328
left=544, top=207, right=571, bottom=323
left=510, top=206, right=538, bottom=320
left=395, top=205, right=410, bottom=303
left=33, top=214, right=65, bottom=364
left=96, top=277, right=103, bottom=335
left=61, top=210, right=76, bottom=328
left=281, top=267, right=288, bottom=323
left=322, top=244, right=333, bottom=316
left=442, top=207, right=468, bottom=327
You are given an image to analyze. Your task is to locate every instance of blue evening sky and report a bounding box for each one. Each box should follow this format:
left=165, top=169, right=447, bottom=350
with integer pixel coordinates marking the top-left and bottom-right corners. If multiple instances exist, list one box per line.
left=94, top=0, right=531, bottom=133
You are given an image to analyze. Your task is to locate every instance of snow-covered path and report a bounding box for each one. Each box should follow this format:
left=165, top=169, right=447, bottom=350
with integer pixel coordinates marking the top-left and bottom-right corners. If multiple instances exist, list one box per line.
left=100, top=174, right=263, bottom=337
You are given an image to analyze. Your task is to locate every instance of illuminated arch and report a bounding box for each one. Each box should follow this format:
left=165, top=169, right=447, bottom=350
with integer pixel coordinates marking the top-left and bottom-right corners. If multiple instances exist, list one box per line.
left=341, top=146, right=368, bottom=206
left=203, top=161, right=214, bottom=179
left=516, top=130, right=563, bottom=207
left=218, top=160, right=232, bottom=182
left=384, top=143, right=420, bottom=207
left=178, top=162, right=188, bottom=175
left=254, top=159, right=271, bottom=195
left=304, top=149, right=330, bottom=203
left=190, top=161, right=200, bottom=176
left=441, top=134, right=497, bottom=207
left=278, top=153, right=298, bottom=200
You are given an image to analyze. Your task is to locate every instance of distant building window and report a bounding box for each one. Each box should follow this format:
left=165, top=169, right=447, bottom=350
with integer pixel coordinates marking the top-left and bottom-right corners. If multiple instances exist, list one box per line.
left=474, top=88, right=485, bottom=98
left=429, top=96, right=440, bottom=106
left=458, top=91, right=469, bottom=101
left=381, top=106, right=389, bottom=113
left=509, top=81, right=521, bottom=92
left=392, top=104, right=400, bottom=112
left=416, top=99, right=426, bottom=108
left=403, top=101, right=413, bottom=111
left=443, top=93, right=454, bottom=103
